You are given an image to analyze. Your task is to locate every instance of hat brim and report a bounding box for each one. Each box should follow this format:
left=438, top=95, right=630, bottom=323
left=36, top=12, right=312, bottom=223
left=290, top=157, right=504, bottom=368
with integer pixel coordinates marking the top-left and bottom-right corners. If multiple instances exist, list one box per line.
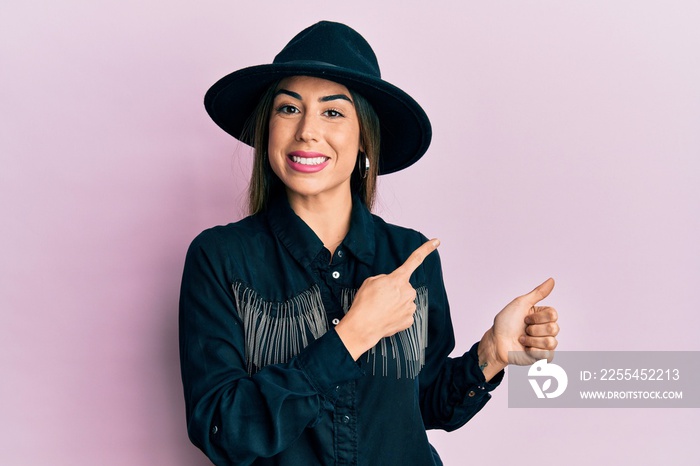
left=204, top=63, right=432, bottom=175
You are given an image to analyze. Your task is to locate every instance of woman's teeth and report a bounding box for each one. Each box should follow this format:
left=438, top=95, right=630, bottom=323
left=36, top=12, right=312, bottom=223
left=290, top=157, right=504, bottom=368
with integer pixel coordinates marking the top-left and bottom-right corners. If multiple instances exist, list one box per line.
left=292, top=156, right=327, bottom=165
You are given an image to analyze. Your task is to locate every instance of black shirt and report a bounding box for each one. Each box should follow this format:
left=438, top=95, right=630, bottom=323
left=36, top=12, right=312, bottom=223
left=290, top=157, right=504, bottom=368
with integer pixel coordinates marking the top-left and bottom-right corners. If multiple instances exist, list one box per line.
left=179, top=194, right=503, bottom=465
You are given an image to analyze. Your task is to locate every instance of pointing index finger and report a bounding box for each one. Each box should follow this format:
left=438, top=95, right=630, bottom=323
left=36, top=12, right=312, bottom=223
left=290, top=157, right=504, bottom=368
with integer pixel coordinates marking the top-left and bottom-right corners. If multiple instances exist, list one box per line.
left=392, top=239, right=440, bottom=279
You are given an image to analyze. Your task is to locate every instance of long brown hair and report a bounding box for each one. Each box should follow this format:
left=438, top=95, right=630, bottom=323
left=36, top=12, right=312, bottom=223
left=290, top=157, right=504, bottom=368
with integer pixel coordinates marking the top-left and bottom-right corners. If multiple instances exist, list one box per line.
left=241, top=80, right=380, bottom=215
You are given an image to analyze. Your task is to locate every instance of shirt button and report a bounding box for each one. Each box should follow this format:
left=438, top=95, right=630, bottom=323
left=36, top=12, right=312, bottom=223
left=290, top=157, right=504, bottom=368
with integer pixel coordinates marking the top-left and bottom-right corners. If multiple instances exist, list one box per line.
left=331, top=271, right=340, bottom=279
left=332, top=318, right=340, bottom=325
left=342, top=415, right=350, bottom=423
left=468, top=391, right=476, bottom=397
left=337, top=250, right=344, bottom=257
left=211, top=425, right=219, bottom=435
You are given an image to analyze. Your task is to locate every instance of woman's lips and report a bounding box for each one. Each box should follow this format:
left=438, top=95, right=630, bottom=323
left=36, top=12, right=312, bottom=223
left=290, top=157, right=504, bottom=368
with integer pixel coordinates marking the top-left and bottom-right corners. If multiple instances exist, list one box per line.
left=287, top=151, right=330, bottom=173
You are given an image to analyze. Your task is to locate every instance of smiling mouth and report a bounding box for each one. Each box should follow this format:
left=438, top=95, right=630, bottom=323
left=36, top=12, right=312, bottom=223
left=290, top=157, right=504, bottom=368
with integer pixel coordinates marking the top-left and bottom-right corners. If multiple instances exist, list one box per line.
left=289, top=155, right=329, bottom=166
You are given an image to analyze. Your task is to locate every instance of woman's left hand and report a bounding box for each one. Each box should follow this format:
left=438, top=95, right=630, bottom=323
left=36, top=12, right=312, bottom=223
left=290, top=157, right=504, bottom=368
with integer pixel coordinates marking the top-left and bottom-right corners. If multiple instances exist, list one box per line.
left=478, top=278, right=559, bottom=380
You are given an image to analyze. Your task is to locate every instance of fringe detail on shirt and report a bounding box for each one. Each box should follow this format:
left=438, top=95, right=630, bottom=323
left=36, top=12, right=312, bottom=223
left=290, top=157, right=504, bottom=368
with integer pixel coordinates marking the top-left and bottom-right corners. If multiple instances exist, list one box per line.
left=232, top=282, right=329, bottom=375
left=341, top=286, right=429, bottom=379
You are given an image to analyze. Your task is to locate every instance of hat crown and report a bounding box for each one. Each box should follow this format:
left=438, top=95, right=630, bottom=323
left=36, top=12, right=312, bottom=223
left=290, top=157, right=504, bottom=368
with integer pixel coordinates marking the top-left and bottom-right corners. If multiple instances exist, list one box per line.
left=273, top=21, right=381, bottom=78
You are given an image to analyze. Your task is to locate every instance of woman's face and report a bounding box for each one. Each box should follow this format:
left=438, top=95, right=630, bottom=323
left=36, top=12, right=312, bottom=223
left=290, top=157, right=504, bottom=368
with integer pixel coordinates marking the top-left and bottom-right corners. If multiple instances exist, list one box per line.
left=267, top=76, right=362, bottom=203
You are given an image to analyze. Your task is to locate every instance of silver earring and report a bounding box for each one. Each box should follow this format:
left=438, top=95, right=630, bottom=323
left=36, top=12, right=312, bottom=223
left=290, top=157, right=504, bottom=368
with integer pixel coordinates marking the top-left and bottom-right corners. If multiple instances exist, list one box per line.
left=358, top=152, right=369, bottom=179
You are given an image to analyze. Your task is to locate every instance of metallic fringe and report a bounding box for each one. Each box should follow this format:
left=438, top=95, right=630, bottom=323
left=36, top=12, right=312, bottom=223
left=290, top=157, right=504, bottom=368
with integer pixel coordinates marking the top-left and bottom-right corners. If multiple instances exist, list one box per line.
left=341, top=286, right=429, bottom=379
left=232, top=282, right=329, bottom=375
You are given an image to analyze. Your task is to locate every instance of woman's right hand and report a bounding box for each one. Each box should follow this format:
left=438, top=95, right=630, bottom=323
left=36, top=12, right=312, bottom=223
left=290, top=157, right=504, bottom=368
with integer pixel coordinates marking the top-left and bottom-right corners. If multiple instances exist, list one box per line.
left=335, top=239, right=440, bottom=360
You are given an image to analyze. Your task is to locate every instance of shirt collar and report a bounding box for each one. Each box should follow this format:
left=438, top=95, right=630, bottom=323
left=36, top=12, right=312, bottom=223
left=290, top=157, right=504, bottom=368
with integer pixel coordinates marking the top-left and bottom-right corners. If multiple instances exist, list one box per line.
left=266, top=194, right=376, bottom=268
left=342, top=195, right=375, bottom=266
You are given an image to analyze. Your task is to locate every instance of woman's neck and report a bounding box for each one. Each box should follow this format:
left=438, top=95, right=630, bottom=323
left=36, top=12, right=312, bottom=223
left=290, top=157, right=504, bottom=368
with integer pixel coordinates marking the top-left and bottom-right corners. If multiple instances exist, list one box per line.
left=286, top=189, right=353, bottom=257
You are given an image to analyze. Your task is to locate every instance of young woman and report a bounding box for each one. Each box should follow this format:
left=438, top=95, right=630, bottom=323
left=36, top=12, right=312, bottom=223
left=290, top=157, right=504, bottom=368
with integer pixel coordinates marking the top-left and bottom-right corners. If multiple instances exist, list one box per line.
left=179, top=21, right=559, bottom=466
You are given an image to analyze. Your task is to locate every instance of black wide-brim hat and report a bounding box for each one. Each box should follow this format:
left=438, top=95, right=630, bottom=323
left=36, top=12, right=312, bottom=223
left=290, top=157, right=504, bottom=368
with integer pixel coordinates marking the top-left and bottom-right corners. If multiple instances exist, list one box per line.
left=204, top=21, right=432, bottom=175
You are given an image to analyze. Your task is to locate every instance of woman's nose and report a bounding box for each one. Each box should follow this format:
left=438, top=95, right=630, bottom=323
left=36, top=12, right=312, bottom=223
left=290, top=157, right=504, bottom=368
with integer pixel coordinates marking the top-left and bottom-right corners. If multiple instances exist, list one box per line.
left=295, top=113, right=319, bottom=142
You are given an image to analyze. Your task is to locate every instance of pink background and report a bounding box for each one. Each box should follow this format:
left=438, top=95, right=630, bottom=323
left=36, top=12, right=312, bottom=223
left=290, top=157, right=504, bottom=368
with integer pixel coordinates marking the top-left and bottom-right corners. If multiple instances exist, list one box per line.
left=2, top=1, right=698, bottom=464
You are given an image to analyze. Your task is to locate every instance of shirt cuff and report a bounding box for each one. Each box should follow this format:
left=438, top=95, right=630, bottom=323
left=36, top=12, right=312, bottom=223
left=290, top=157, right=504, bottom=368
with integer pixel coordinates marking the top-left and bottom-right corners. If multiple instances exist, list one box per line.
left=448, top=342, right=504, bottom=407
left=296, top=328, right=364, bottom=403
left=467, top=341, right=504, bottom=391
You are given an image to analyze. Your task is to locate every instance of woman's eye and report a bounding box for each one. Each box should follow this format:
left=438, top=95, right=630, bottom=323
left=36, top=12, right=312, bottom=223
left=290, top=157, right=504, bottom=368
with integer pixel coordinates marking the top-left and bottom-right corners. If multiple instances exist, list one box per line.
left=276, top=105, right=299, bottom=114
left=324, top=109, right=344, bottom=118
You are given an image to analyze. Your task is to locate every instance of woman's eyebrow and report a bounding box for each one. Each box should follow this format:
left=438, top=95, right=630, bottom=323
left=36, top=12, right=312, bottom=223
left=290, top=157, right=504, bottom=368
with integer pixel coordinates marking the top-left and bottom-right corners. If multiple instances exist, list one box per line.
left=274, top=89, right=302, bottom=100
left=320, top=94, right=352, bottom=103
left=274, top=89, right=352, bottom=104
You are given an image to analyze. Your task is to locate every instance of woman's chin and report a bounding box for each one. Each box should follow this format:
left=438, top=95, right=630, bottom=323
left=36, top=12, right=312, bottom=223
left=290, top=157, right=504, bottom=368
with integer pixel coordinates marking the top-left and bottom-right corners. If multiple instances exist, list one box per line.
left=284, top=180, right=352, bottom=203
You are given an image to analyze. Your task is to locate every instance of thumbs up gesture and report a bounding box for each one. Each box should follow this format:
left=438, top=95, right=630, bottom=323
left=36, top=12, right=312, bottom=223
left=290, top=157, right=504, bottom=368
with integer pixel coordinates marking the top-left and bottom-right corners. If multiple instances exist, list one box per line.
left=335, top=239, right=440, bottom=360
left=479, top=278, right=560, bottom=379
